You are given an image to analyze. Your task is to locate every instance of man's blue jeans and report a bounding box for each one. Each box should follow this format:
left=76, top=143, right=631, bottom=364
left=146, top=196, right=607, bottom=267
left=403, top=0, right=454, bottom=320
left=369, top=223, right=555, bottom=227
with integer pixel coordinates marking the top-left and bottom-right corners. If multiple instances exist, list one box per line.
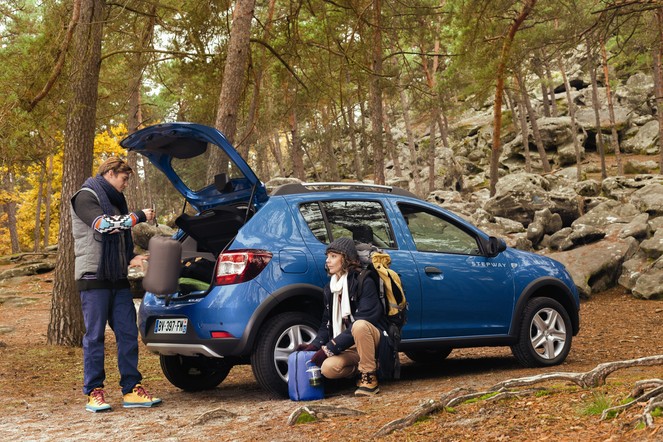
left=80, top=287, right=142, bottom=395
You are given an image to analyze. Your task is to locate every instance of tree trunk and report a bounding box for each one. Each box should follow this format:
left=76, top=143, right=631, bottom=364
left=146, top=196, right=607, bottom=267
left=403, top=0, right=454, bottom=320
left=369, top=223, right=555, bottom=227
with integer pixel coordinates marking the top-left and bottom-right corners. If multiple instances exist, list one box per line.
left=358, top=86, right=369, bottom=179
left=558, top=57, right=583, bottom=181
left=516, top=66, right=551, bottom=175
left=346, top=103, right=363, bottom=181
left=398, top=89, right=423, bottom=197
left=3, top=170, right=20, bottom=253
left=428, top=110, right=438, bottom=194
left=382, top=109, right=402, bottom=178
left=320, top=106, right=340, bottom=181
left=586, top=35, right=607, bottom=179
left=545, top=59, right=558, bottom=117
left=43, top=154, right=53, bottom=248
left=655, top=8, right=663, bottom=174
left=600, top=37, right=623, bottom=175
left=48, top=0, right=104, bottom=347
left=208, top=0, right=256, bottom=182
left=532, top=63, right=550, bottom=117
left=239, top=0, right=275, bottom=166
left=513, top=73, right=532, bottom=173
left=437, top=106, right=450, bottom=149
left=289, top=107, right=306, bottom=180
left=369, top=0, right=385, bottom=185
left=124, top=4, right=155, bottom=211
left=270, top=132, right=286, bottom=177
left=490, top=0, right=537, bottom=197
left=34, top=161, right=45, bottom=252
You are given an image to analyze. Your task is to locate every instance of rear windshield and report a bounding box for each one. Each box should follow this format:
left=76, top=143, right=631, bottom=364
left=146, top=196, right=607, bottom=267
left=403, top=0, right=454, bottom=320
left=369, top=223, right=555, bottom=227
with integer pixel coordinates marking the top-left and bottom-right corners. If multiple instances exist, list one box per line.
left=171, top=144, right=247, bottom=192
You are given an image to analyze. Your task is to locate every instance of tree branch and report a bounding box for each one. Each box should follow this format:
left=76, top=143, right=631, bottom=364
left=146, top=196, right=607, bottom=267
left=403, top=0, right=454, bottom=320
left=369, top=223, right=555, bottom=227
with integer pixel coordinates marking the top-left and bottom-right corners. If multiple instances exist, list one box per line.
left=25, top=0, right=81, bottom=112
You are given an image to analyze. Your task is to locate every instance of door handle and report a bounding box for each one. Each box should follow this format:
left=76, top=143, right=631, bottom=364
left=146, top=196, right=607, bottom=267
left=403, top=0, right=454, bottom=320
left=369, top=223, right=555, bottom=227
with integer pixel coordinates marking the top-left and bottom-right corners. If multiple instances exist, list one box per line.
left=424, top=266, right=442, bottom=275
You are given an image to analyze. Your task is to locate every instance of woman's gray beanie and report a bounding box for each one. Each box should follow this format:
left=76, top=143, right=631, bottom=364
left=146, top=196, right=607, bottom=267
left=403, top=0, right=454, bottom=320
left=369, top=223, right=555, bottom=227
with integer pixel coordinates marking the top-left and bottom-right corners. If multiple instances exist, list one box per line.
left=326, top=237, right=359, bottom=262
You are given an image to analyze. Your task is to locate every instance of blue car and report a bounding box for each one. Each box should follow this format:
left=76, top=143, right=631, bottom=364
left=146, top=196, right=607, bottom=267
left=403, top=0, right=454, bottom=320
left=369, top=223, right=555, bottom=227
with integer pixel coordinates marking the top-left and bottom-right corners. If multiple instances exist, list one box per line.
left=121, top=122, right=580, bottom=397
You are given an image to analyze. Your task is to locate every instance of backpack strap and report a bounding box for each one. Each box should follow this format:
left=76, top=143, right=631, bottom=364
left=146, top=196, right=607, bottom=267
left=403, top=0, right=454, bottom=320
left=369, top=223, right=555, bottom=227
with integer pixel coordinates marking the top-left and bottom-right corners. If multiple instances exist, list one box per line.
left=357, top=267, right=386, bottom=315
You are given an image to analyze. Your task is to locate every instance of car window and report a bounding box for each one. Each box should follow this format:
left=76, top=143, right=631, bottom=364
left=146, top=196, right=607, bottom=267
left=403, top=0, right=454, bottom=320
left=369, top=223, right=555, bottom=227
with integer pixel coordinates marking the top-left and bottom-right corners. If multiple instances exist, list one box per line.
left=398, top=203, right=480, bottom=255
left=171, top=144, right=246, bottom=192
left=299, top=202, right=330, bottom=243
left=299, top=200, right=396, bottom=248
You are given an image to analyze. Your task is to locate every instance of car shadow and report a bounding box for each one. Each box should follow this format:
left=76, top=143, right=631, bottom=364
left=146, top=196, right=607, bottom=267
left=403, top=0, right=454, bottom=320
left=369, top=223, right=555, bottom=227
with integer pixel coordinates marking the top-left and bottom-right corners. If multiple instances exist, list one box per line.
left=322, top=353, right=524, bottom=397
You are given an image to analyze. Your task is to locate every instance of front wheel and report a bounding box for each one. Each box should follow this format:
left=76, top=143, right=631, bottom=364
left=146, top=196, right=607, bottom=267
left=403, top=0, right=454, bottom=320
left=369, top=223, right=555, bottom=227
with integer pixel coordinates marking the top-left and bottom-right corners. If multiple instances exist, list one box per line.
left=160, top=355, right=232, bottom=391
left=251, top=312, right=319, bottom=398
left=511, top=297, right=572, bottom=367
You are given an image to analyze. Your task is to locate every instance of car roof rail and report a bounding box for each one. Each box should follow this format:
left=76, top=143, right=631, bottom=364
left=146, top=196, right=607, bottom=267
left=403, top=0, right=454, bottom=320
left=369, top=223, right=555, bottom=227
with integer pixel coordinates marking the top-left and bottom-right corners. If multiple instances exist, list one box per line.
left=271, top=181, right=419, bottom=199
left=303, top=182, right=392, bottom=191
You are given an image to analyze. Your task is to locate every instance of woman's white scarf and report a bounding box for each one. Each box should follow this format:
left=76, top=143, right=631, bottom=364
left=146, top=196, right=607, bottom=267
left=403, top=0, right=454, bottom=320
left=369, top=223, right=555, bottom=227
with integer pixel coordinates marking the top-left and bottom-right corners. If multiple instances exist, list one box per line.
left=330, top=273, right=353, bottom=338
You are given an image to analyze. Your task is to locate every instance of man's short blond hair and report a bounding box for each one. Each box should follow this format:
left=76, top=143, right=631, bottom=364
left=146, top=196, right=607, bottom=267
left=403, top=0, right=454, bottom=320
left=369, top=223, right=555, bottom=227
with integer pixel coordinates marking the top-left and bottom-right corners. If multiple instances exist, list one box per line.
left=98, top=157, right=133, bottom=176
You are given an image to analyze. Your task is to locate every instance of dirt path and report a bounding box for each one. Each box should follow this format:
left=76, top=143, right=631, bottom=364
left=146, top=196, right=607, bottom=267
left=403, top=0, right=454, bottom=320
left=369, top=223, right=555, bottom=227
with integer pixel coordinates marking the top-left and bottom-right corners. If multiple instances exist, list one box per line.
left=1, top=270, right=662, bottom=441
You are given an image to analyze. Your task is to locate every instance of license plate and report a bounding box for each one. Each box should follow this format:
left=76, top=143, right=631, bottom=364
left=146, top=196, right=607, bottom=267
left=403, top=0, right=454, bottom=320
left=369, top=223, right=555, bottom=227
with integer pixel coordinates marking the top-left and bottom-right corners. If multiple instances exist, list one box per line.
left=154, top=318, right=188, bottom=334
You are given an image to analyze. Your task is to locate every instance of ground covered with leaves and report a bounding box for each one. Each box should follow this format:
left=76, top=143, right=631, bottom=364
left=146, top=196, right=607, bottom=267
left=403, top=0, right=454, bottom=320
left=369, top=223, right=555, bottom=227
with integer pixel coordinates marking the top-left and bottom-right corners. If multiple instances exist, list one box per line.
left=0, top=267, right=662, bottom=441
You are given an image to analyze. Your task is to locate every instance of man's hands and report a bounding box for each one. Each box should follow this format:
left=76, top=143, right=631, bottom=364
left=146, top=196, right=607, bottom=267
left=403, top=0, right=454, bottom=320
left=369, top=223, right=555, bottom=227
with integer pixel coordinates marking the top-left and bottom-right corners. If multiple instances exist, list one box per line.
left=142, top=208, right=156, bottom=223
left=130, top=254, right=148, bottom=269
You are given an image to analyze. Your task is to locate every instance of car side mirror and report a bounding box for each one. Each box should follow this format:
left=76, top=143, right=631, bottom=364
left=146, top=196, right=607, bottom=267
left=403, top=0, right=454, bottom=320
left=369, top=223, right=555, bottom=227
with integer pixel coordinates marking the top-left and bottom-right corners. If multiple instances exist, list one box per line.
left=486, top=236, right=507, bottom=257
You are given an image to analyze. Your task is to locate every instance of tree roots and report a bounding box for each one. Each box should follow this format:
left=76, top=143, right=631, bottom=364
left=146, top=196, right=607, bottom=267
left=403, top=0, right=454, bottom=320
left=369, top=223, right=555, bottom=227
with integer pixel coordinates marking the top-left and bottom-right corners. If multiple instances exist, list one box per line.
left=374, top=355, right=663, bottom=437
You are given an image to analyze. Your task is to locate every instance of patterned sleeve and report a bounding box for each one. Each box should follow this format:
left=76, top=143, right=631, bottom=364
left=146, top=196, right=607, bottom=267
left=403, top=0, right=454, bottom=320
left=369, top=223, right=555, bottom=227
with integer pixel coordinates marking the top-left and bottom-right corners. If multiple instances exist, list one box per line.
left=92, top=213, right=140, bottom=233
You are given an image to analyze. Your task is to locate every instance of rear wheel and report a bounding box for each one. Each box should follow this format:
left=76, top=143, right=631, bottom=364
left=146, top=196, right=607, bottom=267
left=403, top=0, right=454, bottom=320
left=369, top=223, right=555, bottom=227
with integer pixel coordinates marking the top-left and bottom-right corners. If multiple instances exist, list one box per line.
left=160, top=355, right=232, bottom=391
left=251, top=312, right=318, bottom=397
left=404, top=348, right=452, bottom=363
left=511, top=297, right=572, bottom=367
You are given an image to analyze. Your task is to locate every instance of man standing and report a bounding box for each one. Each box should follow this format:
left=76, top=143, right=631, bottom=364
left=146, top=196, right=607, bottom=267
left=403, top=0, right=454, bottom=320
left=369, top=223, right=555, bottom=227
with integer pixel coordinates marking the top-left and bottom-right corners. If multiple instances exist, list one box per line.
left=71, top=157, right=161, bottom=412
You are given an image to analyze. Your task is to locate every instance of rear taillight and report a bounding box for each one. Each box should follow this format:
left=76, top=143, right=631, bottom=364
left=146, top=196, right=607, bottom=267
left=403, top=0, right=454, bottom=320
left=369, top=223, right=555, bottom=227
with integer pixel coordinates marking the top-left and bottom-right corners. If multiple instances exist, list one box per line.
left=214, top=250, right=272, bottom=286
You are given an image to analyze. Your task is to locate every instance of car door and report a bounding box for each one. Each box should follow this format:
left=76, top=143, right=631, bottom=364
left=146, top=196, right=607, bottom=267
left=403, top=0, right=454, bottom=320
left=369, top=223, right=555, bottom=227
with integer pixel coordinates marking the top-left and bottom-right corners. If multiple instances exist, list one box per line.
left=396, top=202, right=515, bottom=338
left=293, top=197, right=423, bottom=340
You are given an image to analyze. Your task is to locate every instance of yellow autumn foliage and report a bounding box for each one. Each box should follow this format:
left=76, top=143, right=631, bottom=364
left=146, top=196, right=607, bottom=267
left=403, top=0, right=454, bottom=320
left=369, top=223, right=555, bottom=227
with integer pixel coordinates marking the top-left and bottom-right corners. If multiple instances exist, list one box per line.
left=2, top=125, right=129, bottom=255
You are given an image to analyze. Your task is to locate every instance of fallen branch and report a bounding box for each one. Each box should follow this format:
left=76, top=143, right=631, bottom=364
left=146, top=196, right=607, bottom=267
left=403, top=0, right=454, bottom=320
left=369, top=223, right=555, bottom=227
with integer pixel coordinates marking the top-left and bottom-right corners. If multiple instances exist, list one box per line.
left=288, top=405, right=364, bottom=426
left=375, top=355, right=663, bottom=436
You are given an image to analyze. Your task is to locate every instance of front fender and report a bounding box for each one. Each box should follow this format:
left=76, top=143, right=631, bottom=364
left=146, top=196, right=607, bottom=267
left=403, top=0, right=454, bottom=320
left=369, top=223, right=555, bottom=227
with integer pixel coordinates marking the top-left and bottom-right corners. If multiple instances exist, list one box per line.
left=511, top=277, right=580, bottom=338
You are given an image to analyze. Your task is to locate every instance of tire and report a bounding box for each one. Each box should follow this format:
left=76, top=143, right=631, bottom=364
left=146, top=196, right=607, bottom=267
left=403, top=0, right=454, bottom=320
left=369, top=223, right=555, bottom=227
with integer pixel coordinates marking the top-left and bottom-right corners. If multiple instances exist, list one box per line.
left=160, top=355, right=232, bottom=391
left=404, top=348, right=452, bottom=363
left=511, top=297, right=572, bottom=368
left=251, top=312, right=319, bottom=398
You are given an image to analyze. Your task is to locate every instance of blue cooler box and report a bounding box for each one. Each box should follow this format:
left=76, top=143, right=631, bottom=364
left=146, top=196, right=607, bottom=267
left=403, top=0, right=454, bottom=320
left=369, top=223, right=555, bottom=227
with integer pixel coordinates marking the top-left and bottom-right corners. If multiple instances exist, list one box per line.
left=288, top=351, right=324, bottom=401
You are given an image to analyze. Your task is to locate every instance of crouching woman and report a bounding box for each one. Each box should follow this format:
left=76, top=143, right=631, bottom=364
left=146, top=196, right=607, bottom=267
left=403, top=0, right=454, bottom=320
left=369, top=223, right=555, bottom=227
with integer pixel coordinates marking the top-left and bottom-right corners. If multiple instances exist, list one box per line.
left=301, top=237, right=385, bottom=395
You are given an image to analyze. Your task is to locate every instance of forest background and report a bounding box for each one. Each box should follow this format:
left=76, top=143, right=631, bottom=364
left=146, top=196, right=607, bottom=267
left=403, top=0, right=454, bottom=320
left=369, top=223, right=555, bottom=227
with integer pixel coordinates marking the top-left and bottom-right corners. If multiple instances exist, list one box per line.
left=0, top=0, right=662, bottom=345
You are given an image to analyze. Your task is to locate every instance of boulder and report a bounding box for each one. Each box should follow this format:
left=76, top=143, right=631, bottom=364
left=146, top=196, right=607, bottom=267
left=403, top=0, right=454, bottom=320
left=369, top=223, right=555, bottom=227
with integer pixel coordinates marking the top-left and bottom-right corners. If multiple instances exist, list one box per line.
left=548, top=227, right=574, bottom=251
left=621, top=120, right=660, bottom=154
left=629, top=183, right=663, bottom=216
left=0, top=261, right=55, bottom=281
left=573, top=179, right=601, bottom=197
left=484, top=173, right=551, bottom=226
left=618, top=253, right=648, bottom=291
left=623, top=159, right=658, bottom=174
left=618, top=213, right=650, bottom=240
left=601, top=175, right=663, bottom=200
left=132, top=223, right=176, bottom=251
left=572, top=200, right=640, bottom=228
left=639, top=229, right=663, bottom=259
left=619, top=72, right=655, bottom=116
left=546, top=234, right=639, bottom=297
left=631, top=256, right=663, bottom=300
left=575, top=106, right=631, bottom=132
left=484, top=173, right=580, bottom=226
left=556, top=142, right=586, bottom=166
